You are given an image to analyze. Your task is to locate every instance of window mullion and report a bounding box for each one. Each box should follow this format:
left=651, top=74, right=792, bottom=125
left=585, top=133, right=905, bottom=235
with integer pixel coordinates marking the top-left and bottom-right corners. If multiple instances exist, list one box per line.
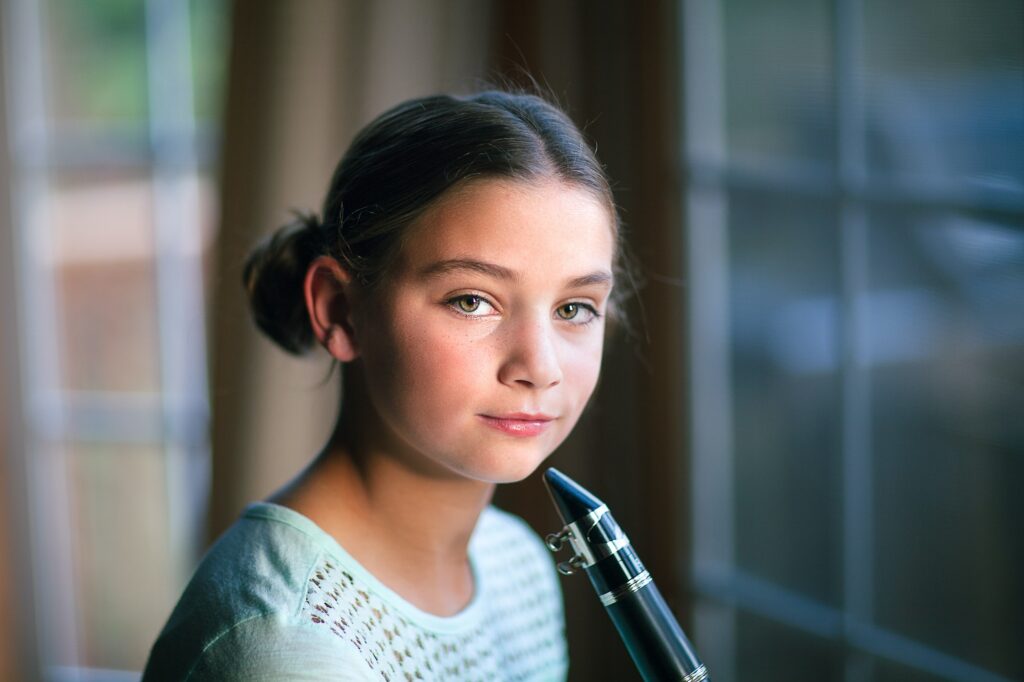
left=3, top=0, right=82, bottom=673
left=834, top=1, right=874, bottom=681
left=682, top=0, right=737, bottom=679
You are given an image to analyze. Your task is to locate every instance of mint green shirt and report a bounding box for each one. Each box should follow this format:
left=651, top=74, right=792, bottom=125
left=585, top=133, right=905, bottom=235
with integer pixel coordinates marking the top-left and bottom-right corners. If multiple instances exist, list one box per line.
left=142, top=502, right=568, bottom=681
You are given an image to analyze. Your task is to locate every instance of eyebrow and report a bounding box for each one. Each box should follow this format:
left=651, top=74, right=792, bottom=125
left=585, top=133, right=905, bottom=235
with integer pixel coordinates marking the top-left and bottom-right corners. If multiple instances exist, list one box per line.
left=420, top=258, right=516, bottom=281
left=566, top=270, right=614, bottom=289
left=419, top=258, right=613, bottom=289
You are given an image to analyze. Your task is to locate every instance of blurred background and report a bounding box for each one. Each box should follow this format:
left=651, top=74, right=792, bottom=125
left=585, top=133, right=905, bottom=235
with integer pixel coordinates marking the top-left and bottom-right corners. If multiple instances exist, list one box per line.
left=0, top=1, right=1021, bottom=680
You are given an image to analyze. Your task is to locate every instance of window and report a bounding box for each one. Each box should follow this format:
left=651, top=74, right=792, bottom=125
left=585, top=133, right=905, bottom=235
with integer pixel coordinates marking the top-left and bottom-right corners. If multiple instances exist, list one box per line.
left=683, top=1, right=1023, bottom=680
left=2, top=0, right=227, bottom=677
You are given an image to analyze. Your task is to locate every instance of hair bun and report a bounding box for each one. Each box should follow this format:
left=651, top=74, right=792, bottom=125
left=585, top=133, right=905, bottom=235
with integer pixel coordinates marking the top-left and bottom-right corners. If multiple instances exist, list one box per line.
left=242, top=213, right=323, bottom=355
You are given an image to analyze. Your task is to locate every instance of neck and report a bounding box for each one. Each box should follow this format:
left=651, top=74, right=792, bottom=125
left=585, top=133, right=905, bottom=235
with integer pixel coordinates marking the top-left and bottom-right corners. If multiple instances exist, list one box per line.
left=323, top=436, right=496, bottom=564
left=268, top=376, right=495, bottom=616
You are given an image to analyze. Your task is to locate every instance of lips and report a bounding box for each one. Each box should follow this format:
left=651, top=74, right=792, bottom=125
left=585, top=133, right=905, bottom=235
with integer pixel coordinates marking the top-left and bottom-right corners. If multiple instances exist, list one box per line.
left=478, top=412, right=556, bottom=437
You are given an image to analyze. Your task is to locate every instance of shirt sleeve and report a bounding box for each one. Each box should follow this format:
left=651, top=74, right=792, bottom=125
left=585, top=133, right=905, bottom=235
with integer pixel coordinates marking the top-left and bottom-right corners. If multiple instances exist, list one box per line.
left=182, top=613, right=373, bottom=681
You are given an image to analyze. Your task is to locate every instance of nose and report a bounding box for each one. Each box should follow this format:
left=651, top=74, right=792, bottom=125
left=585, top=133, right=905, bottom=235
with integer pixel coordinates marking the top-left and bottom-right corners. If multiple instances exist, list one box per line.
left=497, top=317, right=563, bottom=389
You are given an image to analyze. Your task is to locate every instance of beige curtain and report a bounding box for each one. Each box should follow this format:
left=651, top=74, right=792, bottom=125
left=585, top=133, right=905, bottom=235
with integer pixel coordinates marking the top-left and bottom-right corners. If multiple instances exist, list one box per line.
left=208, top=0, right=492, bottom=540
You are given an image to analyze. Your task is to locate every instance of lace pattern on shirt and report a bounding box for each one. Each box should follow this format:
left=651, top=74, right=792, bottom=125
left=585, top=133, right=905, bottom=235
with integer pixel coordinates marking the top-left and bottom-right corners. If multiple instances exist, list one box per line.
left=300, top=517, right=564, bottom=681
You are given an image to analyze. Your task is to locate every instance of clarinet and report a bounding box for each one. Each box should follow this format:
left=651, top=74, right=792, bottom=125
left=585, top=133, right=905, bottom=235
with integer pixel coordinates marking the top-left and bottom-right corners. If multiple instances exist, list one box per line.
left=543, top=468, right=709, bottom=682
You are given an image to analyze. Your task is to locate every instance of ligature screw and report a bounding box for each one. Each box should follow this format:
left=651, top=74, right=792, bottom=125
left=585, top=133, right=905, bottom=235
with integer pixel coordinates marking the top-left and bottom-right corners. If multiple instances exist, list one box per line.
left=545, top=528, right=572, bottom=552
left=556, top=555, right=585, bottom=576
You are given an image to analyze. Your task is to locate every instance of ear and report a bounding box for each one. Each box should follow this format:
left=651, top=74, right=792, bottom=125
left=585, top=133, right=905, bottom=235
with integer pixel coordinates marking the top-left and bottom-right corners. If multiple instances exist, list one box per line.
left=303, top=256, right=359, bottom=362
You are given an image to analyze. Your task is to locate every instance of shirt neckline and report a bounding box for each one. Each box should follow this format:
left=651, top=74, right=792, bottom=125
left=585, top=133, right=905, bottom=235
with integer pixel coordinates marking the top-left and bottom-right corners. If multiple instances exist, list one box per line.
left=241, top=500, right=489, bottom=634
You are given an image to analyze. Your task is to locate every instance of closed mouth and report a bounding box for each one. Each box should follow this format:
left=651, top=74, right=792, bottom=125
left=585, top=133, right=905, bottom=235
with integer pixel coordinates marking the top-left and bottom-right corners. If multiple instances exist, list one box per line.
left=485, top=412, right=555, bottom=421
left=477, top=413, right=556, bottom=436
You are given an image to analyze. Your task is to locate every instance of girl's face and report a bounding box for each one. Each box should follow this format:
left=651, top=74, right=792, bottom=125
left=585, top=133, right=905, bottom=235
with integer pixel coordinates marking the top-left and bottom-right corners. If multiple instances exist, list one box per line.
left=350, top=178, right=615, bottom=483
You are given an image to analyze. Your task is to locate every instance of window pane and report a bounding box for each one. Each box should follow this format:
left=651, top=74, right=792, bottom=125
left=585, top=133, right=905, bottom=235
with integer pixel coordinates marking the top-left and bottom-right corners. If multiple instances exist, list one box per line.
left=729, top=190, right=842, bottom=606
left=45, top=0, right=149, bottom=131
left=189, top=0, right=230, bottom=124
left=49, top=170, right=161, bottom=392
left=874, top=658, right=958, bottom=682
left=722, top=0, right=836, bottom=170
left=868, top=207, right=1024, bottom=679
left=737, top=609, right=842, bottom=681
left=67, top=443, right=176, bottom=670
left=864, top=0, right=1024, bottom=191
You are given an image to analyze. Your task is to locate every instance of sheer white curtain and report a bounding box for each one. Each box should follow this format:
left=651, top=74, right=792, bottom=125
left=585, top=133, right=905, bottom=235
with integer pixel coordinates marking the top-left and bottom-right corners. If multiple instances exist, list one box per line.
left=0, top=18, right=38, bottom=678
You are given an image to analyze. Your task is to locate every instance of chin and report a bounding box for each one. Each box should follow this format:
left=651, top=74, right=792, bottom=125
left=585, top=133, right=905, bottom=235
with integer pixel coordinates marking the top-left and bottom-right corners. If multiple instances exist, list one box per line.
left=452, top=446, right=553, bottom=485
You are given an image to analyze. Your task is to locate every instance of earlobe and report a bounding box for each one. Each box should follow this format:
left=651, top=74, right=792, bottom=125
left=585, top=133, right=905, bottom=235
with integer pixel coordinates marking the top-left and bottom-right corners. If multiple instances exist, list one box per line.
left=303, top=256, right=359, bottom=362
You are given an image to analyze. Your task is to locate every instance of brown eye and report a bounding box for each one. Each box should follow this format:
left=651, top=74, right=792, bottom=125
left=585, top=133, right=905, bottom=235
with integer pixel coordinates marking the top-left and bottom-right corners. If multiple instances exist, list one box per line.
left=556, top=303, right=579, bottom=320
left=457, top=296, right=481, bottom=313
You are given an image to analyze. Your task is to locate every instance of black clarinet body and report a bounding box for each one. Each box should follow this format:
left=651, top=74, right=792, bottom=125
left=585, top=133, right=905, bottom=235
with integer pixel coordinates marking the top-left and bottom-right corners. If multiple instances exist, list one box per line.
left=543, top=468, right=709, bottom=682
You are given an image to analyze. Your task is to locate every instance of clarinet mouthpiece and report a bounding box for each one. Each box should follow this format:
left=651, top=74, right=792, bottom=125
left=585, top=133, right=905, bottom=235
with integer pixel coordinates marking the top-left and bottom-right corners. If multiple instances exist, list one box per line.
left=543, top=467, right=604, bottom=526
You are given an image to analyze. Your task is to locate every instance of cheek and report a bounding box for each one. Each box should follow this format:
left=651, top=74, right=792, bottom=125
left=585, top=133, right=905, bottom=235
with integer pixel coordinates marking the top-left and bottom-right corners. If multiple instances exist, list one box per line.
left=384, top=318, right=489, bottom=405
left=562, top=335, right=605, bottom=402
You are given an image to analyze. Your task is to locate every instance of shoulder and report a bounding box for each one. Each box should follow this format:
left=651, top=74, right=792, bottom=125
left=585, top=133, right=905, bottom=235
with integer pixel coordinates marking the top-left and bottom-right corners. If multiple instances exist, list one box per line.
left=472, top=505, right=564, bottom=615
left=473, top=501, right=557, bottom=565
left=176, top=613, right=371, bottom=681
left=474, top=504, right=551, bottom=555
left=470, top=506, right=569, bottom=677
left=144, top=504, right=360, bottom=681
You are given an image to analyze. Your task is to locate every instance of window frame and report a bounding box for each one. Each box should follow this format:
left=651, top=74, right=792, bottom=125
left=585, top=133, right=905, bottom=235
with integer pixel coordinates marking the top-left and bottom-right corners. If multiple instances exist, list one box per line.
left=681, top=1, right=1023, bottom=680
left=1, top=0, right=215, bottom=676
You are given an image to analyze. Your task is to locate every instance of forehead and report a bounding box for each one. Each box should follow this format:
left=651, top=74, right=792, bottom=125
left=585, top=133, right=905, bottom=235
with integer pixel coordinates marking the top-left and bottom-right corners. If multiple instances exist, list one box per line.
left=396, top=178, right=616, bottom=278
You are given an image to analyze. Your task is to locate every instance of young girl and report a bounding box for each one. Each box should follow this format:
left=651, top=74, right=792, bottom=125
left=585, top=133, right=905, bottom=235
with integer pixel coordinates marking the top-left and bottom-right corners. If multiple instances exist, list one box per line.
left=143, top=90, right=624, bottom=681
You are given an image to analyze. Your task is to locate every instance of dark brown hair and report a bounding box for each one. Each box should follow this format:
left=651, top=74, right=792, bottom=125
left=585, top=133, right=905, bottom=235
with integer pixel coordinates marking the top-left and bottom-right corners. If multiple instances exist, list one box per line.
left=243, top=90, right=626, bottom=355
